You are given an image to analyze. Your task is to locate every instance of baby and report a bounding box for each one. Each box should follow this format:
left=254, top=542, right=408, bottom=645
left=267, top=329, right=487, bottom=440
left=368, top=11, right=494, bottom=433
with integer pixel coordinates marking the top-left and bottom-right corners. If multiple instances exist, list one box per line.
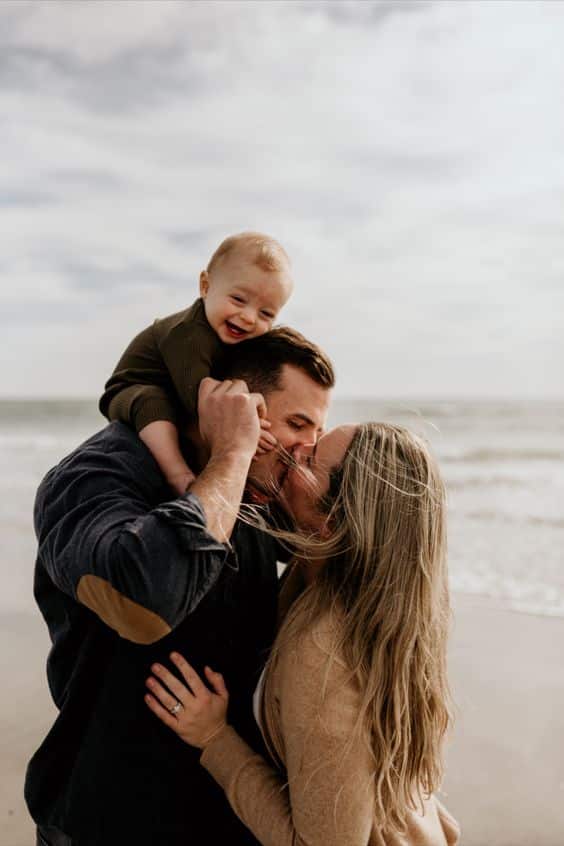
left=99, top=232, right=294, bottom=494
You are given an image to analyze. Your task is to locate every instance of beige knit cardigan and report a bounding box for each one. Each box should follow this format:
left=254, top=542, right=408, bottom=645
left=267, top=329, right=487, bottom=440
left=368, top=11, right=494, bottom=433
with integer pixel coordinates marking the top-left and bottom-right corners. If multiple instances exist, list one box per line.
left=201, top=566, right=460, bottom=846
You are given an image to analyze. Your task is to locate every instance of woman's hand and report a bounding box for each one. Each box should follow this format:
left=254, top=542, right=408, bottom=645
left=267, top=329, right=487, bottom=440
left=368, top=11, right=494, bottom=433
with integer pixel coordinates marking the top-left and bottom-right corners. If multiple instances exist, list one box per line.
left=145, top=652, right=229, bottom=749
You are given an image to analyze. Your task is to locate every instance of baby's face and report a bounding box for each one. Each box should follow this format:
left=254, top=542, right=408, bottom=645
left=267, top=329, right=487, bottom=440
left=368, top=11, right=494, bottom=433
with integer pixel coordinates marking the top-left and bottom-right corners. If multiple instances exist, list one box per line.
left=201, top=249, right=293, bottom=344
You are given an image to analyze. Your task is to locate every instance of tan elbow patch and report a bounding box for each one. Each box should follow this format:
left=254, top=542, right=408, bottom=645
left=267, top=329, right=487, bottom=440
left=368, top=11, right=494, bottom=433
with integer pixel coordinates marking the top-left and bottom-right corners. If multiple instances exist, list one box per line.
left=77, top=574, right=171, bottom=644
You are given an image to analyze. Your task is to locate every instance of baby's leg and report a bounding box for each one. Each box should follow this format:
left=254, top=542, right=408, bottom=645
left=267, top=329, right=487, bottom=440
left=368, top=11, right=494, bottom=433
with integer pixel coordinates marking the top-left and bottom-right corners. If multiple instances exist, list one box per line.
left=106, top=386, right=195, bottom=495
left=139, top=420, right=196, bottom=495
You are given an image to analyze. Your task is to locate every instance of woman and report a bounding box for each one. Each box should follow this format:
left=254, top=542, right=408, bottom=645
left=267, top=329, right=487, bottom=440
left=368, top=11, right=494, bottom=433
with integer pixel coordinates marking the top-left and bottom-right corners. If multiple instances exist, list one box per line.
left=145, top=422, right=460, bottom=845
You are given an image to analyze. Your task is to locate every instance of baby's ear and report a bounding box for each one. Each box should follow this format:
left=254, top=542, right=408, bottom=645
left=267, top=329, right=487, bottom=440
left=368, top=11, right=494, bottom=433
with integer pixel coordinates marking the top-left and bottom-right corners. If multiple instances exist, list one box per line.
left=199, top=270, right=209, bottom=297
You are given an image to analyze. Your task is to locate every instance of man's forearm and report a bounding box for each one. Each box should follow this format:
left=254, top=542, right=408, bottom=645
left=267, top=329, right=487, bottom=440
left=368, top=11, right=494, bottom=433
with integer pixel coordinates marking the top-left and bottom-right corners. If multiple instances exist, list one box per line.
left=190, top=377, right=265, bottom=542
left=190, top=448, right=253, bottom=544
left=36, top=467, right=231, bottom=644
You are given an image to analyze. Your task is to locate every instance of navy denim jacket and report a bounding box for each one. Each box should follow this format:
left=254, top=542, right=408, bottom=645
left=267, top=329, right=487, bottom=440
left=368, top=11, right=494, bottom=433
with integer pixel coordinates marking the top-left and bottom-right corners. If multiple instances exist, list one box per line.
left=26, top=422, right=279, bottom=846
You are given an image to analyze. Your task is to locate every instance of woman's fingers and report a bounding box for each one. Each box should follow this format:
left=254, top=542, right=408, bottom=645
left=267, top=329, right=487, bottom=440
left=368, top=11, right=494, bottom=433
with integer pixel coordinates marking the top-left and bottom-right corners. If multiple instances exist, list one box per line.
left=145, top=656, right=230, bottom=749
left=150, top=662, right=191, bottom=704
left=145, top=675, right=183, bottom=715
left=169, top=653, right=208, bottom=697
left=204, top=666, right=228, bottom=699
left=145, top=692, right=181, bottom=731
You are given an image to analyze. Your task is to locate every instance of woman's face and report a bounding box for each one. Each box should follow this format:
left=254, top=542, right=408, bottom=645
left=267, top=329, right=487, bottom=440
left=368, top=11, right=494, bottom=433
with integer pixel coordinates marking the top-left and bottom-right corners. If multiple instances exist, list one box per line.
left=281, top=424, right=358, bottom=533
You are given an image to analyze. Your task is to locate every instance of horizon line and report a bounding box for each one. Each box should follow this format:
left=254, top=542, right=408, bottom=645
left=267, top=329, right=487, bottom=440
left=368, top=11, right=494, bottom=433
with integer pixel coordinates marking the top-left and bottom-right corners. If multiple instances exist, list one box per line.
left=1, top=394, right=563, bottom=404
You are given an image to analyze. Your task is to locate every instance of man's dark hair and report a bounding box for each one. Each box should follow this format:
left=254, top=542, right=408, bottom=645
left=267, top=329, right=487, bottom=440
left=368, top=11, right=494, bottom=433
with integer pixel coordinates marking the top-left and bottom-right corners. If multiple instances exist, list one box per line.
left=214, top=326, right=335, bottom=396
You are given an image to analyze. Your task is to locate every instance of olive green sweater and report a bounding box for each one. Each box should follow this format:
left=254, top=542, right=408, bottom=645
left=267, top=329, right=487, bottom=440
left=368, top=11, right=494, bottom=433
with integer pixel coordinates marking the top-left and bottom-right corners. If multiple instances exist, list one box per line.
left=99, top=298, right=223, bottom=431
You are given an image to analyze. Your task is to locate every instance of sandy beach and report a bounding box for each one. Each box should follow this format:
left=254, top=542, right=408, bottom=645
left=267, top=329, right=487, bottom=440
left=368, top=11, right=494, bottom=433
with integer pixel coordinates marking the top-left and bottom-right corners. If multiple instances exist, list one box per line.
left=1, top=612, right=57, bottom=846
left=443, top=594, right=564, bottom=846
left=2, top=594, right=564, bottom=846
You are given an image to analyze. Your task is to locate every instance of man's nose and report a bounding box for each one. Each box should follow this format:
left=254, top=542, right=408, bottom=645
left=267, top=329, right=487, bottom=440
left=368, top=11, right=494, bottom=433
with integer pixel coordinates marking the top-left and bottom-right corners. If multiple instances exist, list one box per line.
left=294, top=426, right=320, bottom=449
left=292, top=443, right=314, bottom=463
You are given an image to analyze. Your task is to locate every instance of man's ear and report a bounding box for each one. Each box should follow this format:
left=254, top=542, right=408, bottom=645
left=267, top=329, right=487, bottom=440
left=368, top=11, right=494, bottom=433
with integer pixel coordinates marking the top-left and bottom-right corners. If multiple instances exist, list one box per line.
left=199, top=270, right=209, bottom=298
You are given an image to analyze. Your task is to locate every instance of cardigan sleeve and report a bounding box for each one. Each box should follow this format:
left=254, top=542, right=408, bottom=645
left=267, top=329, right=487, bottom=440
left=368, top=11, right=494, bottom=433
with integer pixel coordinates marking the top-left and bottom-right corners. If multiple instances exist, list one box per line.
left=201, top=627, right=375, bottom=846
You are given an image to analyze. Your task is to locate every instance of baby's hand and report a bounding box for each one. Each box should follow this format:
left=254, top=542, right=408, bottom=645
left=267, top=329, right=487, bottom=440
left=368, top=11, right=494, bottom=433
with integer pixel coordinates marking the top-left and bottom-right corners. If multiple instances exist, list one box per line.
left=167, top=469, right=196, bottom=496
left=255, top=418, right=277, bottom=456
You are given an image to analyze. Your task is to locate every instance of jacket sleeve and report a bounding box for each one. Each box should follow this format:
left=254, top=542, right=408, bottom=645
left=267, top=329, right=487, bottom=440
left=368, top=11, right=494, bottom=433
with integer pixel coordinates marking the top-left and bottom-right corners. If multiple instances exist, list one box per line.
left=200, top=628, right=376, bottom=846
left=34, top=436, right=234, bottom=645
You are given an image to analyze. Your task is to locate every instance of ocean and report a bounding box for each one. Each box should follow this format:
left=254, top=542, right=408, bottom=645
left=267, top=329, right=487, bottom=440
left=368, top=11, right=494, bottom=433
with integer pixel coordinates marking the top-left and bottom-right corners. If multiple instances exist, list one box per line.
left=2, top=398, right=563, bottom=618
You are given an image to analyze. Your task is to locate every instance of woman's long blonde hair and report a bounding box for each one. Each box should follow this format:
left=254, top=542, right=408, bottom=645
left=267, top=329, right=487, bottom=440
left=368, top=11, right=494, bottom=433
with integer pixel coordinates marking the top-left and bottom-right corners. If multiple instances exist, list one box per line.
left=261, top=422, right=452, bottom=834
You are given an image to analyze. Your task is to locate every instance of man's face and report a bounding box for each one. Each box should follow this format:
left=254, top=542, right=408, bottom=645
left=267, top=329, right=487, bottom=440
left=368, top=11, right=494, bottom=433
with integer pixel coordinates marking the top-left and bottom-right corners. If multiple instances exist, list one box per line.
left=246, top=364, right=331, bottom=505
left=280, top=424, right=357, bottom=531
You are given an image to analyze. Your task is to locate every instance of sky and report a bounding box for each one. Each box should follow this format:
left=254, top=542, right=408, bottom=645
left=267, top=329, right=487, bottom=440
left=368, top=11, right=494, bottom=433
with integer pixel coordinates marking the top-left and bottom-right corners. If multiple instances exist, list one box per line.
left=1, top=0, right=563, bottom=399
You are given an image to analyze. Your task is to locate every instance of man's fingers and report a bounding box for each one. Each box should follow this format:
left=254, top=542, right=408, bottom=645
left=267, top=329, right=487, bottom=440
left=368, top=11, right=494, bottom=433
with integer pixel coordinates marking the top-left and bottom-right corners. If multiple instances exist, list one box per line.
left=224, top=378, right=249, bottom=395
left=198, top=377, right=222, bottom=400
left=197, top=377, right=265, bottom=464
left=170, top=653, right=207, bottom=697
left=199, top=377, right=251, bottom=406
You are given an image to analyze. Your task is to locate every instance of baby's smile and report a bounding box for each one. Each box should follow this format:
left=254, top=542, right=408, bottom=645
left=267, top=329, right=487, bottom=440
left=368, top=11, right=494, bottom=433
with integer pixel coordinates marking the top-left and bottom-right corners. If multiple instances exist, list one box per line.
left=224, top=319, right=252, bottom=340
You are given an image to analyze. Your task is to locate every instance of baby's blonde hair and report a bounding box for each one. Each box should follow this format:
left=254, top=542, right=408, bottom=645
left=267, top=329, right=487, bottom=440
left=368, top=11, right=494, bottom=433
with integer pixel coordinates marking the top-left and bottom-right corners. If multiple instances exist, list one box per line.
left=207, top=231, right=290, bottom=275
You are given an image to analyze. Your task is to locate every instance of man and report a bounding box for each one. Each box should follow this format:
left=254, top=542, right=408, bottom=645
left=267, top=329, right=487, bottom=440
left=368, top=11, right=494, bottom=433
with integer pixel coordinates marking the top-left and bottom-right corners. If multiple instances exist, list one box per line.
left=26, top=328, right=334, bottom=846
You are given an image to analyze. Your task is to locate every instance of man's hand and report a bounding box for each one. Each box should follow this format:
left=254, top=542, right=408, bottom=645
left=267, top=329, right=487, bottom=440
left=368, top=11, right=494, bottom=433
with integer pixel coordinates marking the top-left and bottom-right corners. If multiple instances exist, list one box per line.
left=198, top=377, right=266, bottom=461
left=191, top=378, right=267, bottom=543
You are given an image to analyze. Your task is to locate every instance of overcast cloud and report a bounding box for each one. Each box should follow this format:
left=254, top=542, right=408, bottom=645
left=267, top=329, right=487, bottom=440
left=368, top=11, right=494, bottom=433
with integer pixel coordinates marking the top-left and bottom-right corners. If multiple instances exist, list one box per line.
left=1, top=0, right=563, bottom=398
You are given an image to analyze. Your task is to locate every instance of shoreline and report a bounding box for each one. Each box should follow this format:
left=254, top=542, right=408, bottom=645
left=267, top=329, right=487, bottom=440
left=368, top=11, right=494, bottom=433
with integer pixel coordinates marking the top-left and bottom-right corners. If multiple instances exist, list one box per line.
left=2, top=594, right=564, bottom=846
